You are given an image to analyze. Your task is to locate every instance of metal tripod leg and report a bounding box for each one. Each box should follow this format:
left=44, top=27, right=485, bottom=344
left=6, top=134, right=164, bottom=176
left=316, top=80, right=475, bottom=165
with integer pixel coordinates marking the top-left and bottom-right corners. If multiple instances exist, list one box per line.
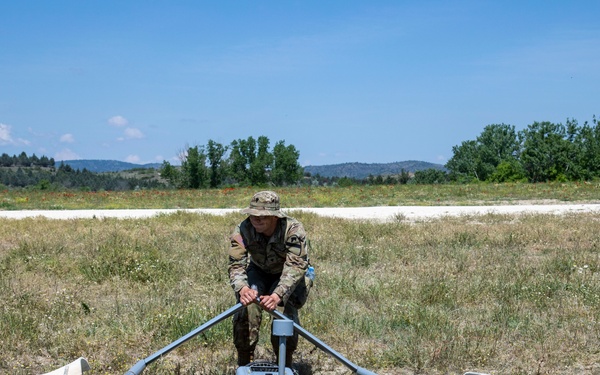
left=123, top=301, right=380, bottom=375
left=268, top=309, right=378, bottom=375
left=124, top=303, right=245, bottom=375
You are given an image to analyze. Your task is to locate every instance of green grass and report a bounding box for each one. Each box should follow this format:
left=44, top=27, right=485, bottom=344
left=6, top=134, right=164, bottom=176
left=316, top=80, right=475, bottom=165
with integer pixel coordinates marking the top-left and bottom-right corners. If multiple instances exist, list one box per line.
left=1, top=184, right=600, bottom=374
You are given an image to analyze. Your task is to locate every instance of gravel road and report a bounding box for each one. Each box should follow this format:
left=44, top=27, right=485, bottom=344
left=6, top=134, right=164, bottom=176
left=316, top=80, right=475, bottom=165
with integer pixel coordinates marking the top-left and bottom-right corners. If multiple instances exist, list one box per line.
left=1, top=203, right=599, bottom=222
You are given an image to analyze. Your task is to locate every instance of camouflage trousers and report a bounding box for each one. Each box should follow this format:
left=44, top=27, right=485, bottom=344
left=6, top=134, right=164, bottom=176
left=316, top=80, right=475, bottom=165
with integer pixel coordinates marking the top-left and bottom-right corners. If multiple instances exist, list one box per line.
left=233, top=264, right=300, bottom=354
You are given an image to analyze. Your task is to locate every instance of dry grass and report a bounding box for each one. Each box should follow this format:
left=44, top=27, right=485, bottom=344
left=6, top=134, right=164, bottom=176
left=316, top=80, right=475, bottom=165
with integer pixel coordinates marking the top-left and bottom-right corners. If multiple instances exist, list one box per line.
left=1, top=209, right=600, bottom=374
left=2, top=181, right=600, bottom=210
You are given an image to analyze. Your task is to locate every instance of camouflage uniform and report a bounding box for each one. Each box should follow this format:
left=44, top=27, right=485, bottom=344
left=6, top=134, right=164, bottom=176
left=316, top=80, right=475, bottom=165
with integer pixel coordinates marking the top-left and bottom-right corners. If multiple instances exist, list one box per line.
left=228, top=191, right=312, bottom=365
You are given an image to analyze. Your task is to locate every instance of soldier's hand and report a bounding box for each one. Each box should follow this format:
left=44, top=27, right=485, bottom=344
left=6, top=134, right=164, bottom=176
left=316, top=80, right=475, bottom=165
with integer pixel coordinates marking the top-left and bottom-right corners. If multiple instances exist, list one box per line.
left=259, top=293, right=281, bottom=311
left=239, top=286, right=258, bottom=306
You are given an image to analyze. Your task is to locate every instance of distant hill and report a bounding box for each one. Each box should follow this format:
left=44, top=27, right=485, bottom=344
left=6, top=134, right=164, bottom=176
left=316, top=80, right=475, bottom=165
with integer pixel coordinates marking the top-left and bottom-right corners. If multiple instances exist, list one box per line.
left=303, top=161, right=446, bottom=179
left=58, top=159, right=162, bottom=173
left=57, top=159, right=445, bottom=178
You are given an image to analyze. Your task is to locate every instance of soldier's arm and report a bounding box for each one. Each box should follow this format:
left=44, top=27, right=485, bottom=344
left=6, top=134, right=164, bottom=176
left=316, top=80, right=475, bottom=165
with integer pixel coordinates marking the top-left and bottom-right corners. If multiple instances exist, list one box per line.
left=273, top=222, right=309, bottom=302
left=228, top=227, right=249, bottom=293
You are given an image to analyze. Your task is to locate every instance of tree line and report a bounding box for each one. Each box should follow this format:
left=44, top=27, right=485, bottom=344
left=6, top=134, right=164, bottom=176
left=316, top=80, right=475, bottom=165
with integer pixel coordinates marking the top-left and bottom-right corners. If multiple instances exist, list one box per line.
left=2, top=116, right=599, bottom=191
left=1, top=152, right=55, bottom=168
left=0, top=162, right=166, bottom=191
left=160, top=136, right=303, bottom=188
left=160, top=135, right=452, bottom=188
left=445, top=116, right=600, bottom=183
left=302, top=116, right=600, bottom=185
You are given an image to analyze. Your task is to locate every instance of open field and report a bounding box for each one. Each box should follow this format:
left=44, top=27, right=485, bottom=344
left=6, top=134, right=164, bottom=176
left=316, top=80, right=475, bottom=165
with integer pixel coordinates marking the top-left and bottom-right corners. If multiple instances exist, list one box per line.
left=2, top=184, right=600, bottom=374
left=2, top=182, right=600, bottom=211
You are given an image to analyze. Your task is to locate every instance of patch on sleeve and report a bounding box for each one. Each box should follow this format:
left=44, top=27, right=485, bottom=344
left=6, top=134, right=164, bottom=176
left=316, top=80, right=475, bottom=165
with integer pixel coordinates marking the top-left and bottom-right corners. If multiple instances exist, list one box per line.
left=285, top=235, right=303, bottom=256
left=231, top=233, right=245, bottom=249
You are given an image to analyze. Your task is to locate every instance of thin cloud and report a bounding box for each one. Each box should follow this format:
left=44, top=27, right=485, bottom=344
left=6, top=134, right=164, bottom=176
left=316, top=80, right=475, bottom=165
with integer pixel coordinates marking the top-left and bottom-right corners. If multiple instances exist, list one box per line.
left=117, top=127, right=144, bottom=142
left=0, top=123, right=31, bottom=146
left=60, top=133, right=75, bottom=143
left=123, top=128, right=144, bottom=139
left=55, top=148, right=80, bottom=160
left=108, top=115, right=129, bottom=127
left=0, top=123, right=13, bottom=144
left=125, top=155, right=140, bottom=163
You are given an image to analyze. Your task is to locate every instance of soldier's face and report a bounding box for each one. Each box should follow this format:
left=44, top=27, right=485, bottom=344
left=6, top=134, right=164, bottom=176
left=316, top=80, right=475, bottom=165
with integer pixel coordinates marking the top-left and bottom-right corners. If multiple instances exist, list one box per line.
left=249, top=215, right=279, bottom=236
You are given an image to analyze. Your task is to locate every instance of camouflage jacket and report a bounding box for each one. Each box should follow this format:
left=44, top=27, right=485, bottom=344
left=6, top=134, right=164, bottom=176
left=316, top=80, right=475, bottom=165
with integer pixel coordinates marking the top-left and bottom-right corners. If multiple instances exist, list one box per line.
left=228, top=216, right=309, bottom=303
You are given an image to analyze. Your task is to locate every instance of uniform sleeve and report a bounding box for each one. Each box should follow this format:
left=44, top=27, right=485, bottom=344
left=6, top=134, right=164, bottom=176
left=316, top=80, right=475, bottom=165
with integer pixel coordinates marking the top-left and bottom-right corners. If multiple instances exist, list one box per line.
left=273, top=221, right=309, bottom=302
left=228, top=224, right=249, bottom=293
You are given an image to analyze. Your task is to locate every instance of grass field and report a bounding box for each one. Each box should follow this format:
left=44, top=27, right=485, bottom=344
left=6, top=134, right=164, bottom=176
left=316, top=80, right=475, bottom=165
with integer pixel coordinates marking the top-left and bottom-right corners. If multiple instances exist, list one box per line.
left=1, top=183, right=600, bottom=375
left=1, top=182, right=600, bottom=210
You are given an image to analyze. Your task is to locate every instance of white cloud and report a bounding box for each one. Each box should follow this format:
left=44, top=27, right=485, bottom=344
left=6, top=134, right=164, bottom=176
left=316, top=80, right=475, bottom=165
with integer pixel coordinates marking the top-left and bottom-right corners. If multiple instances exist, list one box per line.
left=27, top=126, right=45, bottom=137
left=117, top=127, right=144, bottom=142
left=0, top=123, right=30, bottom=145
left=60, top=133, right=75, bottom=143
left=108, top=116, right=144, bottom=141
left=55, top=148, right=80, bottom=160
left=125, top=155, right=140, bottom=163
left=108, top=115, right=129, bottom=127
left=123, top=127, right=144, bottom=139
left=0, top=123, right=12, bottom=144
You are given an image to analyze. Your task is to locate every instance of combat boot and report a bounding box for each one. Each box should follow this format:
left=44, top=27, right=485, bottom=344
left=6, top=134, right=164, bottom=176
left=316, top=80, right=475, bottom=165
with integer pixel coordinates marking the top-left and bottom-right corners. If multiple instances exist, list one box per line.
left=237, top=350, right=254, bottom=366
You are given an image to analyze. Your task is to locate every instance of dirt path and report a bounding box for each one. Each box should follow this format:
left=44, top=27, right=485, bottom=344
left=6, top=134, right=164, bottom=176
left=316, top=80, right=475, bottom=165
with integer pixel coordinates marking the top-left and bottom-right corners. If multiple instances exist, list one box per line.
left=1, top=203, right=599, bottom=222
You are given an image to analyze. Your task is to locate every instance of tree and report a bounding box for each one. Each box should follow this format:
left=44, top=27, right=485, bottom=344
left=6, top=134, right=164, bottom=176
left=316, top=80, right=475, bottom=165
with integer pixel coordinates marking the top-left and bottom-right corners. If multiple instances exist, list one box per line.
left=488, top=159, right=526, bottom=183
left=0, top=153, right=11, bottom=167
left=519, top=121, right=571, bottom=182
left=271, top=141, right=303, bottom=186
left=181, top=146, right=209, bottom=188
left=382, top=175, right=395, bottom=185
left=58, top=162, right=74, bottom=173
left=159, top=161, right=181, bottom=187
left=445, top=124, right=519, bottom=182
left=337, top=177, right=354, bottom=187
left=398, top=169, right=411, bottom=184
left=413, top=168, right=449, bottom=184
left=563, top=118, right=583, bottom=180
left=17, top=151, right=30, bottom=167
left=30, top=153, right=40, bottom=167
left=39, top=155, right=52, bottom=168
left=228, top=136, right=273, bottom=186
left=476, top=124, right=520, bottom=181
left=249, top=136, right=272, bottom=186
left=228, top=138, right=254, bottom=185
left=445, top=140, right=481, bottom=182
left=206, top=140, right=227, bottom=188
left=571, top=117, right=600, bottom=179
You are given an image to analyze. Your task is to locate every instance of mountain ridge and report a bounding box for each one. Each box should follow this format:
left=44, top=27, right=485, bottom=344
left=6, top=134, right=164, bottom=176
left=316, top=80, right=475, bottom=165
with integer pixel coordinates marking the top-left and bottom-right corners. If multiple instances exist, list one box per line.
left=58, top=159, right=163, bottom=173
left=59, top=159, right=445, bottom=179
left=302, top=160, right=445, bottom=179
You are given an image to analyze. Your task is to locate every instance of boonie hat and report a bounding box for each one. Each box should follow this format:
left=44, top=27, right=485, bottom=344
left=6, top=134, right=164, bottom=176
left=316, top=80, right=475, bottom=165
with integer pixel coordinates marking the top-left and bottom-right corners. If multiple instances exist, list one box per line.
left=242, top=190, right=287, bottom=218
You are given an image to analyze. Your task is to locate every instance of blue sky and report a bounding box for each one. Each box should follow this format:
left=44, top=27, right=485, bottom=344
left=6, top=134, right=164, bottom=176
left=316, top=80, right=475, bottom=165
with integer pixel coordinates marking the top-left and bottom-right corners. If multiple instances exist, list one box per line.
left=1, top=1, right=599, bottom=167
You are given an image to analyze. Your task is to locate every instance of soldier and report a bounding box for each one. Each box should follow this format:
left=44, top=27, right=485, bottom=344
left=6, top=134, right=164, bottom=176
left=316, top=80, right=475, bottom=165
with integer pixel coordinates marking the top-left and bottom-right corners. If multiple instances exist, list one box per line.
left=228, top=190, right=312, bottom=367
